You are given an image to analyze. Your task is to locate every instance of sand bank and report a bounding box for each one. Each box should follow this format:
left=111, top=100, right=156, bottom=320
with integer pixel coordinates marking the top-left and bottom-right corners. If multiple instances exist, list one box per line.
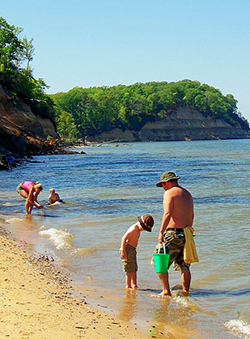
left=0, top=227, right=151, bottom=339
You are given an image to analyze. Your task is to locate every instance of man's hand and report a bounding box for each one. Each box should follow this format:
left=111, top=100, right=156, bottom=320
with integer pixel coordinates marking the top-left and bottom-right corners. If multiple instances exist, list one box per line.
left=158, top=232, right=164, bottom=244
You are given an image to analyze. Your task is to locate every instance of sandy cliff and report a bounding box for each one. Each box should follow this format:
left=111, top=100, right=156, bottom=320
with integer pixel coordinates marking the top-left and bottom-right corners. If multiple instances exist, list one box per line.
left=0, top=83, right=249, bottom=168
left=88, top=107, right=249, bottom=142
left=0, top=85, right=58, bottom=167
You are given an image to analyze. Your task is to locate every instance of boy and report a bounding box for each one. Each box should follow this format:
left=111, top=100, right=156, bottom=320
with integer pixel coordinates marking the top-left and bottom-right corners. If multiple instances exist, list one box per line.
left=48, top=188, right=63, bottom=205
left=120, top=214, right=154, bottom=289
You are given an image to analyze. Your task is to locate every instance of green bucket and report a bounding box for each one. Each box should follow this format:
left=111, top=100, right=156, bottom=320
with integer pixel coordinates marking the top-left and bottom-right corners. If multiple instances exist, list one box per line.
left=153, top=245, right=170, bottom=273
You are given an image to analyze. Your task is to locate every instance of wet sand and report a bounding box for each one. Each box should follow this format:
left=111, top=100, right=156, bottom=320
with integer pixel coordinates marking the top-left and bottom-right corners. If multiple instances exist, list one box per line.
left=0, top=227, right=150, bottom=339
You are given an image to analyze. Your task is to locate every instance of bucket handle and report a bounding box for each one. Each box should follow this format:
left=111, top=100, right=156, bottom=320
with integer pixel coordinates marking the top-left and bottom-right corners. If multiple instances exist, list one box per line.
left=158, top=243, right=166, bottom=254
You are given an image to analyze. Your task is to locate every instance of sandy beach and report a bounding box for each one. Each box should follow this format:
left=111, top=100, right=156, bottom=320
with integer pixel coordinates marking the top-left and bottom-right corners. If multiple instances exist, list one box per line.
left=1, top=140, right=250, bottom=339
left=0, top=227, right=152, bottom=339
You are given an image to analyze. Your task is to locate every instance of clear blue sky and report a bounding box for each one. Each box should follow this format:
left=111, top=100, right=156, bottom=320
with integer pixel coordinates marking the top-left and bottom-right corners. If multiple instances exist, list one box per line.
left=3, top=0, right=250, bottom=122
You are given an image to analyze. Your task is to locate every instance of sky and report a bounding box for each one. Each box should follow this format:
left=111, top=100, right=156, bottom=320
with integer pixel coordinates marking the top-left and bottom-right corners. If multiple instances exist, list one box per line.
left=2, top=0, right=250, bottom=122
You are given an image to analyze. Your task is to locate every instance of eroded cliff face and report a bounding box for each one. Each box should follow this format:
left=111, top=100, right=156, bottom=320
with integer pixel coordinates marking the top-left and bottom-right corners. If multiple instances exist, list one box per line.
left=0, top=85, right=58, bottom=168
left=1, top=82, right=249, bottom=168
left=88, top=107, right=249, bottom=142
left=0, top=85, right=57, bottom=138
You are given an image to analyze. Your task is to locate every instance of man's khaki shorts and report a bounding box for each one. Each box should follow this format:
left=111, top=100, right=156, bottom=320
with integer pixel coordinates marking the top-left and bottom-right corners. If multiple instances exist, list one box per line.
left=152, top=229, right=190, bottom=271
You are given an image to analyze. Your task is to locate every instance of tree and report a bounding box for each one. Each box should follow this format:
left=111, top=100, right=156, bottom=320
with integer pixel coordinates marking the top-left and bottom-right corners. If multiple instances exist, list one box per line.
left=21, top=36, right=35, bottom=69
left=55, top=110, right=79, bottom=140
left=0, top=17, right=55, bottom=120
left=0, top=17, right=23, bottom=85
left=0, top=17, right=23, bottom=67
left=50, top=80, right=249, bottom=137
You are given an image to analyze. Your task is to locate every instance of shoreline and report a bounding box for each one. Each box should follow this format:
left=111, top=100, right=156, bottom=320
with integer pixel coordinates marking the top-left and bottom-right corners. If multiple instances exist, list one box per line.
left=0, top=224, right=152, bottom=339
left=1, top=139, right=249, bottom=339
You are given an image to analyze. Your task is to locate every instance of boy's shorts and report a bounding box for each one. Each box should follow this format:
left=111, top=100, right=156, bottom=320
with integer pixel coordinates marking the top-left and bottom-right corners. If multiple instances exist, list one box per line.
left=121, top=244, right=138, bottom=273
left=152, top=229, right=190, bottom=272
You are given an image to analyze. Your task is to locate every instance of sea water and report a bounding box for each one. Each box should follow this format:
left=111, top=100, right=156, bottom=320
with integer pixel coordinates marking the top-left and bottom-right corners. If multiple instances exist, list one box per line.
left=0, top=139, right=250, bottom=338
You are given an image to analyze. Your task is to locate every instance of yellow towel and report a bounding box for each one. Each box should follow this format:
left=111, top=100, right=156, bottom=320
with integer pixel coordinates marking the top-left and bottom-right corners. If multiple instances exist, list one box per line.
left=183, top=226, right=199, bottom=264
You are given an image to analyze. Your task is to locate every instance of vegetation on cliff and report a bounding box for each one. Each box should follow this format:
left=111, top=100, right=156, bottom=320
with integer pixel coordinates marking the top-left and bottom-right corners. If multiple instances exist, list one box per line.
left=51, top=81, right=249, bottom=141
left=0, top=17, right=55, bottom=120
left=1, top=17, right=249, bottom=147
left=0, top=18, right=61, bottom=169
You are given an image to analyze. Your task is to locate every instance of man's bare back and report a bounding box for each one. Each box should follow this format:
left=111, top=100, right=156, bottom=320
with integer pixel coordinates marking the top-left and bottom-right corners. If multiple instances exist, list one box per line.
left=164, top=185, right=194, bottom=229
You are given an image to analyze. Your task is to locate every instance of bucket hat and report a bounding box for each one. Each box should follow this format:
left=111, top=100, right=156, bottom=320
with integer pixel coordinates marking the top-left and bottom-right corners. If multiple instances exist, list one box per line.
left=137, top=214, right=154, bottom=232
left=156, top=171, right=180, bottom=187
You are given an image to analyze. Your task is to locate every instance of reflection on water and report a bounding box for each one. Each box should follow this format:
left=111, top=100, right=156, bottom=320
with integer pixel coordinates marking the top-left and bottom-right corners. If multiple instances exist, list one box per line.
left=0, top=139, right=250, bottom=338
left=118, top=289, right=137, bottom=322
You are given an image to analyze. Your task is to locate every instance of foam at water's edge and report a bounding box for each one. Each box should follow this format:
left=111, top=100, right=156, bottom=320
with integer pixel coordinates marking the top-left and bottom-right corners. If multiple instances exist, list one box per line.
left=39, top=228, right=74, bottom=250
left=225, top=319, right=250, bottom=337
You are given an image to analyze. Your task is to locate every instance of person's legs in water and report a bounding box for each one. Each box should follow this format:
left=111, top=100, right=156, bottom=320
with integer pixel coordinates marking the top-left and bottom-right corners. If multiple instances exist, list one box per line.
left=181, top=269, right=191, bottom=293
left=157, top=272, right=171, bottom=296
left=25, top=199, right=34, bottom=214
left=126, top=271, right=137, bottom=289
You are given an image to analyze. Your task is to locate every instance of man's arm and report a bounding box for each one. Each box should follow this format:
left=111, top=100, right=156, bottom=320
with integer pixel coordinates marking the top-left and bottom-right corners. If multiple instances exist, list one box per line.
left=158, top=192, right=173, bottom=243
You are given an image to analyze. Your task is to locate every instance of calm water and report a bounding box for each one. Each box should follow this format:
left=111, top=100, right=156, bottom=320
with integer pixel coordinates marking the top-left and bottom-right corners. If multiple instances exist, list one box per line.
left=0, top=139, right=250, bottom=339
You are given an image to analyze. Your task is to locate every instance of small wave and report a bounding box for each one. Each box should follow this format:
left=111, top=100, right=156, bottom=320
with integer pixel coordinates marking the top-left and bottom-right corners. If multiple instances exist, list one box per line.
left=70, top=246, right=97, bottom=257
left=225, top=319, right=250, bottom=337
left=3, top=202, right=14, bottom=206
left=70, top=241, right=118, bottom=257
left=6, top=217, right=23, bottom=223
left=39, top=228, right=74, bottom=250
left=14, top=209, right=22, bottom=213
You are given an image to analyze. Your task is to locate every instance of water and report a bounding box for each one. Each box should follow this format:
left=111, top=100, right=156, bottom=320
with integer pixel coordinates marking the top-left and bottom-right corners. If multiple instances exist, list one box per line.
left=0, top=139, right=250, bottom=338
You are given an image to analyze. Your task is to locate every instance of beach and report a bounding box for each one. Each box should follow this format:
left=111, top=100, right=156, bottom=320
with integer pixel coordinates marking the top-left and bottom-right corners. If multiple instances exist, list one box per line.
left=1, top=139, right=250, bottom=338
left=0, top=227, right=151, bottom=339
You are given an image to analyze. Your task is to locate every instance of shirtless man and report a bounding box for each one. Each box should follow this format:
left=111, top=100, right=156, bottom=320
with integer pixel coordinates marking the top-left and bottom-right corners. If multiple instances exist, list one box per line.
left=155, top=171, right=194, bottom=296
left=120, top=214, right=154, bottom=289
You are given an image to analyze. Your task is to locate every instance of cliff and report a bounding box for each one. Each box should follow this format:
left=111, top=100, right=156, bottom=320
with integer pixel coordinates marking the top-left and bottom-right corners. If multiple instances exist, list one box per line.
left=1, top=83, right=249, bottom=169
left=87, top=107, right=250, bottom=142
left=0, top=85, right=58, bottom=169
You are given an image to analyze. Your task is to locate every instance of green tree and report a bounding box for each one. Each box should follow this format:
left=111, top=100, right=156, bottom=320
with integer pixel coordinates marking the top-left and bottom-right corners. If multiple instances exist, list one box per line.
left=0, top=17, right=22, bottom=66
left=55, top=110, right=79, bottom=140
left=0, top=17, right=23, bottom=86
left=50, top=80, right=249, bottom=137
left=0, top=17, right=55, bottom=121
left=21, top=36, right=35, bottom=69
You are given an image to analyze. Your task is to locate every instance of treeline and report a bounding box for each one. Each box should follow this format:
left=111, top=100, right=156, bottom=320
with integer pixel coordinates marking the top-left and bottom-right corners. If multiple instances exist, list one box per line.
left=1, top=17, right=249, bottom=143
left=0, top=17, right=55, bottom=120
left=51, top=80, right=249, bottom=140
